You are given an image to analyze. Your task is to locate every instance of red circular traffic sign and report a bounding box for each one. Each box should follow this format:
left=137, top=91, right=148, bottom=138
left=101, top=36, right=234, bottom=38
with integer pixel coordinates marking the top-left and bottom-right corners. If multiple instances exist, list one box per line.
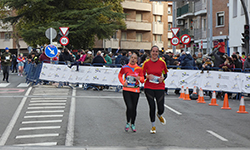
left=181, top=34, right=191, bottom=45
left=60, top=36, right=69, bottom=46
left=171, top=37, right=180, bottom=46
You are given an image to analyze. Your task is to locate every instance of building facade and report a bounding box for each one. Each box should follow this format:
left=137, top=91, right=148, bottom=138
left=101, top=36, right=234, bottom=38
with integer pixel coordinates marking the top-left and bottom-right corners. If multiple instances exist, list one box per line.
left=229, top=0, right=250, bottom=55
left=93, top=0, right=173, bottom=53
left=175, top=0, right=229, bottom=55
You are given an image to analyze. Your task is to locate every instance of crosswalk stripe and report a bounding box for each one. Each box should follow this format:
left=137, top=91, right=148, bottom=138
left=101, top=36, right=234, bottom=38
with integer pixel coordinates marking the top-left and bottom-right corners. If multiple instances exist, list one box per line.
left=19, top=126, right=61, bottom=131
left=30, top=100, right=67, bottom=103
left=16, top=133, right=59, bottom=139
left=27, top=106, right=65, bottom=110
left=17, top=83, right=30, bottom=88
left=24, top=115, right=63, bottom=118
left=26, top=110, right=64, bottom=114
left=0, top=83, right=10, bottom=87
left=22, top=120, right=62, bottom=124
left=14, top=142, right=57, bottom=146
left=29, top=103, right=66, bottom=106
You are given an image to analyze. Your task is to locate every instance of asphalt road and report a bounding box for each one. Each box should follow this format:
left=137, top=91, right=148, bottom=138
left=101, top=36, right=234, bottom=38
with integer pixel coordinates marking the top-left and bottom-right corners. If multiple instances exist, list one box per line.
left=0, top=73, right=250, bottom=149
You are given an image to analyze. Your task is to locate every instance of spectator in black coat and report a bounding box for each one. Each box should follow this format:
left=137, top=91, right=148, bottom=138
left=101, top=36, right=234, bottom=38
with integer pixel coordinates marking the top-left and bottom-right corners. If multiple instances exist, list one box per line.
left=59, top=48, right=74, bottom=65
left=92, top=50, right=106, bottom=66
left=119, top=51, right=129, bottom=65
left=232, top=54, right=242, bottom=72
left=180, top=51, right=195, bottom=69
left=209, top=48, right=225, bottom=68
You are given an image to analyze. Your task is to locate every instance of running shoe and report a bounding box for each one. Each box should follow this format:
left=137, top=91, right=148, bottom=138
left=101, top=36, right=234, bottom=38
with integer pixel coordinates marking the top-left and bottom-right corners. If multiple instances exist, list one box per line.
left=157, top=115, right=166, bottom=125
left=150, top=126, right=156, bottom=134
left=125, top=123, right=130, bottom=132
left=131, top=124, right=136, bottom=132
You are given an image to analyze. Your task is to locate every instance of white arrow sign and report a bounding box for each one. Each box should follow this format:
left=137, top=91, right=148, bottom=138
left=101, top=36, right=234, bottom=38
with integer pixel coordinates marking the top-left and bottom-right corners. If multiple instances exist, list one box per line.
left=48, top=47, right=55, bottom=55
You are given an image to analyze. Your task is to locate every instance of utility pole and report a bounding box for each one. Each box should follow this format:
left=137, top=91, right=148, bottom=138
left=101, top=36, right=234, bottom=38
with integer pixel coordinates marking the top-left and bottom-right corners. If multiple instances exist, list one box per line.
left=240, top=0, right=249, bottom=55
left=209, top=0, right=213, bottom=54
left=172, top=1, right=176, bottom=54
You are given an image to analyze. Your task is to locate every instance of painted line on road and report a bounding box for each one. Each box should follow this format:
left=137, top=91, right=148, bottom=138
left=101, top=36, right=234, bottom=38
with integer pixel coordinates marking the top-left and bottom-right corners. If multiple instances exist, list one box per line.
left=22, top=120, right=62, bottom=124
left=0, top=87, right=32, bottom=146
left=29, top=103, right=66, bottom=106
left=17, top=83, right=30, bottom=88
left=207, top=130, right=228, bottom=142
left=16, top=133, right=59, bottom=139
left=164, top=104, right=182, bottom=115
left=19, top=126, right=61, bottom=131
left=30, top=100, right=67, bottom=103
left=0, top=83, right=10, bottom=87
left=28, top=106, right=65, bottom=109
left=26, top=110, right=64, bottom=114
left=31, top=97, right=67, bottom=100
left=65, top=88, right=76, bottom=146
left=14, top=142, right=57, bottom=146
left=24, top=115, right=63, bottom=118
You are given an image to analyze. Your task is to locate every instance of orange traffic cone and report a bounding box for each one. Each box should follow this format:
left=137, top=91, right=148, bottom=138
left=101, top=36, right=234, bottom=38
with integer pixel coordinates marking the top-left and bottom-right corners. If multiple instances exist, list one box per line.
left=197, top=88, right=206, bottom=103
left=184, top=87, right=191, bottom=100
left=209, top=91, right=219, bottom=106
left=221, top=93, right=231, bottom=109
left=196, top=89, right=201, bottom=102
left=237, top=96, right=248, bottom=113
left=179, top=86, right=185, bottom=99
left=192, top=86, right=197, bottom=95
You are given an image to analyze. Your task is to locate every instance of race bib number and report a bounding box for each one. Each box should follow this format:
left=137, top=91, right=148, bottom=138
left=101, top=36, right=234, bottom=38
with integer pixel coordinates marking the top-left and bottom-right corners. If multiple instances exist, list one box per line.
left=126, top=76, right=138, bottom=88
left=149, top=75, right=160, bottom=84
left=5, top=56, right=10, bottom=60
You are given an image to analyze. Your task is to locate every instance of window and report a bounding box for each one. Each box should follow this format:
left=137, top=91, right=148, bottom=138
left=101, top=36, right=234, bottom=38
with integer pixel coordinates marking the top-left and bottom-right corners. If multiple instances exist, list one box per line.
left=168, top=23, right=172, bottom=31
left=233, top=0, right=237, bottom=17
left=112, top=32, right=117, bottom=39
left=203, top=19, right=206, bottom=31
left=156, top=15, right=162, bottom=22
left=157, top=35, right=162, bottom=42
left=168, top=41, right=171, bottom=48
left=4, top=32, right=11, bottom=40
left=136, top=33, right=142, bottom=42
left=136, top=0, right=142, bottom=2
left=136, top=14, right=142, bottom=22
left=216, top=12, right=224, bottom=26
left=121, top=32, right=127, bottom=40
left=168, top=7, right=172, bottom=14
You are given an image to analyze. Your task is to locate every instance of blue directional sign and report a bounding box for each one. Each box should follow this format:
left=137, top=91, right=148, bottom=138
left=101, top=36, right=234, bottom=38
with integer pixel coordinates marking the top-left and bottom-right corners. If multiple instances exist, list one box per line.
left=45, top=45, right=58, bottom=58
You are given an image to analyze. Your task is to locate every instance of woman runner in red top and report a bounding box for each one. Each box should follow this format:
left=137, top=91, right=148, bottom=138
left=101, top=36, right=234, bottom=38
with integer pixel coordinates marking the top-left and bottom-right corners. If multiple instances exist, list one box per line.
left=142, top=45, right=168, bottom=134
left=118, top=53, right=144, bottom=132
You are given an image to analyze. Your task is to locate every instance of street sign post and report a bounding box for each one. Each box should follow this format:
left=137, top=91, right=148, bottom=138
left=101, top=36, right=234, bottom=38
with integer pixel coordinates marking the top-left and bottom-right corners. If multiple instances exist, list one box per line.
left=60, top=36, right=69, bottom=46
left=45, top=28, right=57, bottom=45
left=45, top=45, right=58, bottom=58
left=171, top=37, right=180, bottom=46
left=181, top=34, right=191, bottom=52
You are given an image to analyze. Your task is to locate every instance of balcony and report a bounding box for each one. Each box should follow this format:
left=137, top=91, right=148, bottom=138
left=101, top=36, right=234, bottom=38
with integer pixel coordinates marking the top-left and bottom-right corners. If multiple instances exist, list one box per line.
left=194, top=0, right=207, bottom=16
left=152, top=41, right=164, bottom=49
left=177, top=3, right=194, bottom=19
left=177, top=29, right=194, bottom=37
left=126, top=19, right=151, bottom=31
left=152, top=2, right=163, bottom=15
left=121, top=39, right=151, bottom=50
left=122, top=0, right=151, bottom=12
left=152, top=21, right=164, bottom=34
left=103, top=39, right=119, bottom=49
left=194, top=29, right=207, bottom=41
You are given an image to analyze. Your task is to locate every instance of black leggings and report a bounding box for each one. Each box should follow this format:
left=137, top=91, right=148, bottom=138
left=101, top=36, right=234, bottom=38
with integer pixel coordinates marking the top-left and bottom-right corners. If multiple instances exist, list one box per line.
left=123, top=90, right=139, bottom=124
left=144, top=89, right=165, bottom=122
left=2, top=66, right=10, bottom=81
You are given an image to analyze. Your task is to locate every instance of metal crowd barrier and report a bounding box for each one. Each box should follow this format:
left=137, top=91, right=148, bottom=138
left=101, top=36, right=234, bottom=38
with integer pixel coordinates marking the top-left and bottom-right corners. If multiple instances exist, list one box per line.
left=25, top=62, right=43, bottom=85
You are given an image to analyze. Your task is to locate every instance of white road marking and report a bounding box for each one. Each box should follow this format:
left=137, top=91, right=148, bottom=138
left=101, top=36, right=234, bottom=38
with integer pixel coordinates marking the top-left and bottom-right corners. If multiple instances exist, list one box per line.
left=24, top=115, right=63, bottom=118
left=14, top=142, right=57, bottom=146
left=22, top=120, right=62, bottom=124
left=65, top=88, right=76, bottom=146
left=29, top=103, right=66, bottom=106
left=17, top=83, right=29, bottom=88
left=31, top=97, right=67, bottom=100
left=207, top=130, right=228, bottom=142
left=19, top=126, right=61, bottom=131
left=30, top=100, right=67, bottom=103
left=16, top=133, right=59, bottom=139
left=28, top=106, right=65, bottom=109
left=26, top=110, right=64, bottom=114
left=0, top=87, right=32, bottom=146
left=164, top=104, right=182, bottom=115
left=0, top=83, right=10, bottom=87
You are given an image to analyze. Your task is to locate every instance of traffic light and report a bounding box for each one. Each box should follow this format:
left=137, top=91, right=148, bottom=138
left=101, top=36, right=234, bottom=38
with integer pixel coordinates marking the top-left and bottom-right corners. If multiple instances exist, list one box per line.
left=244, top=24, right=249, bottom=40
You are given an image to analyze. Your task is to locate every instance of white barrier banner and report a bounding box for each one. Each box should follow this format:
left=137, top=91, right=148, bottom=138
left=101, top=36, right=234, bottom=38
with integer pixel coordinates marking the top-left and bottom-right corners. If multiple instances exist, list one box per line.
left=39, top=63, right=250, bottom=93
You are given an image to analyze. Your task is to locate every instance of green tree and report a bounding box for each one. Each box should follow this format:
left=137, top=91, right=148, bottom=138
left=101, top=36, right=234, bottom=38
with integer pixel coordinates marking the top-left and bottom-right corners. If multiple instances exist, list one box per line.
left=1, top=0, right=126, bottom=49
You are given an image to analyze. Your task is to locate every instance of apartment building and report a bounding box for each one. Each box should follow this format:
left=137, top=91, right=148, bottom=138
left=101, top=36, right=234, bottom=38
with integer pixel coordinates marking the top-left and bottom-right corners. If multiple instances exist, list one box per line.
left=94, top=0, right=173, bottom=53
left=0, top=8, right=28, bottom=53
left=175, top=0, right=229, bottom=55
left=229, top=0, right=249, bottom=55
